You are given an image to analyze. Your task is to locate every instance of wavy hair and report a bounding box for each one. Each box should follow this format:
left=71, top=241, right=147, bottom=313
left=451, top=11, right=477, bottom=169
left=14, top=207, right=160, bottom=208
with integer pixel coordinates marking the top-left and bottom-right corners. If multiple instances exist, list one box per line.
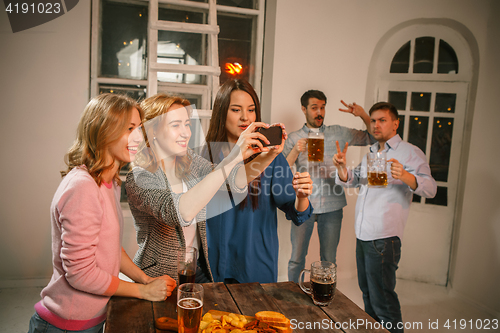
left=133, top=94, right=192, bottom=179
left=62, top=93, right=143, bottom=186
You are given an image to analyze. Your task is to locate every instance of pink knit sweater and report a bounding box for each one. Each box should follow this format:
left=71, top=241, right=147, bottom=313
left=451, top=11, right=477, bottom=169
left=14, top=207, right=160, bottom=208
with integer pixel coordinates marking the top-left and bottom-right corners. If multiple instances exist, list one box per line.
left=35, top=167, right=122, bottom=330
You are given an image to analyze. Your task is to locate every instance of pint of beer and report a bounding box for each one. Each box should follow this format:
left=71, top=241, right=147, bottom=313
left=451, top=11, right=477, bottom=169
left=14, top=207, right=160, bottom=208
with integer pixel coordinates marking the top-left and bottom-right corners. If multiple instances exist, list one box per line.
left=177, top=283, right=204, bottom=333
left=308, top=131, right=324, bottom=162
left=367, top=152, right=388, bottom=187
left=298, top=261, right=336, bottom=306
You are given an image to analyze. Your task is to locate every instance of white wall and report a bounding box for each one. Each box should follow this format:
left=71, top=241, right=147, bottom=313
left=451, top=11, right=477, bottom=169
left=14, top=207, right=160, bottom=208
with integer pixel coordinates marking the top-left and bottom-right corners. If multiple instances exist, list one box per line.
left=267, top=0, right=500, bottom=316
left=449, top=0, right=500, bottom=315
left=0, top=2, right=91, bottom=286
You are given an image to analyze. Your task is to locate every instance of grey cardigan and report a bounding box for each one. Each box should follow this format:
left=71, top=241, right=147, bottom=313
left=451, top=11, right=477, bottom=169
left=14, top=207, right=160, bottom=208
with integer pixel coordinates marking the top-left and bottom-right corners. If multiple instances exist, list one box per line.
left=125, top=151, right=245, bottom=283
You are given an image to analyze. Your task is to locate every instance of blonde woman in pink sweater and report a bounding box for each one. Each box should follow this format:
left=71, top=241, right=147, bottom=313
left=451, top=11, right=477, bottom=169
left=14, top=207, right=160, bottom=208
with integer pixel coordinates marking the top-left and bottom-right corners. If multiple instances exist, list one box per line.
left=28, top=94, right=176, bottom=333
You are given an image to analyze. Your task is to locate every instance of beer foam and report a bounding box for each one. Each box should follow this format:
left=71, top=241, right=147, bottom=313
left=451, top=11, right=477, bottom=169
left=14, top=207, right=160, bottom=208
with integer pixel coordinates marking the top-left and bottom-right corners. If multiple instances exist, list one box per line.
left=178, top=297, right=203, bottom=309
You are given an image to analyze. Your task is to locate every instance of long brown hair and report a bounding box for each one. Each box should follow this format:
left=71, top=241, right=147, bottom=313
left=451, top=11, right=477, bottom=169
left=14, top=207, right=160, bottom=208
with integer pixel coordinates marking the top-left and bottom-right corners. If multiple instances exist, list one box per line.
left=62, top=93, right=143, bottom=186
left=134, top=94, right=192, bottom=179
left=205, top=79, right=262, bottom=210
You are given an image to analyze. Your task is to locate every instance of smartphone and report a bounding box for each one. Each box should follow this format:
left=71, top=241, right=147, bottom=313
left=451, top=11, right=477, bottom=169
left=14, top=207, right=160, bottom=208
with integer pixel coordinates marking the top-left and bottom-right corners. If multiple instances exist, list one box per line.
left=257, top=126, right=283, bottom=147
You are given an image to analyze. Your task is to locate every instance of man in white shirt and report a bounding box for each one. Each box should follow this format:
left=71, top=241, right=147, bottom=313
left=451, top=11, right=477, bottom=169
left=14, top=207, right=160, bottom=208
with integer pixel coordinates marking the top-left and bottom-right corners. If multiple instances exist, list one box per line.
left=334, top=102, right=437, bottom=333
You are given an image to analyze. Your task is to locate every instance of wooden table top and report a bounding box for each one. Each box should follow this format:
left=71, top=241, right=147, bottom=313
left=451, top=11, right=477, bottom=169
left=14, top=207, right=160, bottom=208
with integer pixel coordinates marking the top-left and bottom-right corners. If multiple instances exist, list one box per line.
left=105, top=281, right=389, bottom=333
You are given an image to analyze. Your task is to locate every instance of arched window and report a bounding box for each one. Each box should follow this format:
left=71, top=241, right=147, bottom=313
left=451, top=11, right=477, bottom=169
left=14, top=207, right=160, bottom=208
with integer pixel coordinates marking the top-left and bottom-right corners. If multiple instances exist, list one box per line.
left=390, top=37, right=459, bottom=74
left=385, top=35, right=465, bottom=207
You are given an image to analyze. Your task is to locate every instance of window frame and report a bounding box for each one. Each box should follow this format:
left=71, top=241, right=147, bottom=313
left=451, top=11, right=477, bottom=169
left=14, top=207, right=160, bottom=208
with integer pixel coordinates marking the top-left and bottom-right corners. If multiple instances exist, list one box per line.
left=90, top=0, right=266, bottom=103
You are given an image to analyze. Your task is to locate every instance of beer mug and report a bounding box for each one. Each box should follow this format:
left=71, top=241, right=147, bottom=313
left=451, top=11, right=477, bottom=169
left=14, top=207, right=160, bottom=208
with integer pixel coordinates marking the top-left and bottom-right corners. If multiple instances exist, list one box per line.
left=177, top=283, right=204, bottom=333
left=298, top=261, right=336, bottom=306
left=367, top=152, right=388, bottom=187
left=177, top=246, right=197, bottom=285
left=308, top=131, right=324, bottom=162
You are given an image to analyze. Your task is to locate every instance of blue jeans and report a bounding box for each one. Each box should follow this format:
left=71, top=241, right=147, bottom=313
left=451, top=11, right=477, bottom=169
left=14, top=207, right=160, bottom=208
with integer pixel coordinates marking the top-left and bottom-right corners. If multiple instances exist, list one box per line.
left=288, top=209, right=343, bottom=283
left=28, top=312, right=104, bottom=333
left=356, top=237, right=403, bottom=333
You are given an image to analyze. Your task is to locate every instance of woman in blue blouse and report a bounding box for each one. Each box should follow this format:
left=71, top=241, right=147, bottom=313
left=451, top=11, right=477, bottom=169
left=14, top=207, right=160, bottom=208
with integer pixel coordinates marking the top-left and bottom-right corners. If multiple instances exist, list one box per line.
left=203, top=79, right=313, bottom=283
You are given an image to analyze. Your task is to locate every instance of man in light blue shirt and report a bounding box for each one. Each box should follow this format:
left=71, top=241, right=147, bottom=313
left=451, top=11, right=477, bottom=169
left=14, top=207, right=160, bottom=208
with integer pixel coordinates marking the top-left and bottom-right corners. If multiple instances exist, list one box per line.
left=284, top=90, right=375, bottom=283
left=335, top=102, right=437, bottom=333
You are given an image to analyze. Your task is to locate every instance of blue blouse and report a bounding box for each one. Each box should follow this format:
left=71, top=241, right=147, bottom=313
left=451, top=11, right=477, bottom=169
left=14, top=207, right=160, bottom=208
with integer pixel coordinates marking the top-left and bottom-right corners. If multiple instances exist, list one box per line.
left=206, top=153, right=313, bottom=283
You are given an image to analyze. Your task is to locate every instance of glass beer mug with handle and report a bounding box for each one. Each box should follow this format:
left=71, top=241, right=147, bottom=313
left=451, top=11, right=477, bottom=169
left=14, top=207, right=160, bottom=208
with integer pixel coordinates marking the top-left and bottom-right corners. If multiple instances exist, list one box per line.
left=307, top=131, right=324, bottom=162
left=367, top=151, right=388, bottom=187
left=298, top=261, right=337, bottom=306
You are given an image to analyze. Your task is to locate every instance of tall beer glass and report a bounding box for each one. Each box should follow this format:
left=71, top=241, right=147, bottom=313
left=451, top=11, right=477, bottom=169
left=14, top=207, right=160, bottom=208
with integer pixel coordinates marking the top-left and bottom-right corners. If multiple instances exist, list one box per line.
left=177, top=283, right=203, bottom=333
left=308, top=132, right=324, bottom=162
left=367, top=152, right=388, bottom=187
left=298, top=261, right=336, bottom=306
left=177, top=246, right=197, bottom=285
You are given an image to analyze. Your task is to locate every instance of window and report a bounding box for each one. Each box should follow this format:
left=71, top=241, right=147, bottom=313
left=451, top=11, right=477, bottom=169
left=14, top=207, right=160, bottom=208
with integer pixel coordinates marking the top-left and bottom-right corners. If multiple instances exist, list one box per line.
left=387, top=83, right=464, bottom=206
left=91, top=0, right=265, bottom=106
left=385, top=35, right=466, bottom=207
left=389, top=36, right=459, bottom=75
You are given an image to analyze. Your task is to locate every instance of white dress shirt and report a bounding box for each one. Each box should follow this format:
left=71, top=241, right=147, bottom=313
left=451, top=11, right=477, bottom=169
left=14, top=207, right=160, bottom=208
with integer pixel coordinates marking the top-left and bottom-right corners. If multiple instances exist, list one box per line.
left=336, top=135, right=437, bottom=241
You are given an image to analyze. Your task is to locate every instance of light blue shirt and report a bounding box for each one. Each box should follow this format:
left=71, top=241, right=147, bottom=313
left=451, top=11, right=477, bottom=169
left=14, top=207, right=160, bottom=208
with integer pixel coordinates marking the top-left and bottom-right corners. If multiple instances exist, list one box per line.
left=284, top=124, right=375, bottom=213
left=336, top=134, right=437, bottom=241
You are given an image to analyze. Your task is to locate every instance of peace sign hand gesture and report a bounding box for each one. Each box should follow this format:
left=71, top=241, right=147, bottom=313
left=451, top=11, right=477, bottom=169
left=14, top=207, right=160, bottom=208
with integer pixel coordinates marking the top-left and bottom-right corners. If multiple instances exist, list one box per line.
left=333, top=140, right=349, bottom=181
left=339, top=100, right=365, bottom=118
left=333, top=141, right=348, bottom=167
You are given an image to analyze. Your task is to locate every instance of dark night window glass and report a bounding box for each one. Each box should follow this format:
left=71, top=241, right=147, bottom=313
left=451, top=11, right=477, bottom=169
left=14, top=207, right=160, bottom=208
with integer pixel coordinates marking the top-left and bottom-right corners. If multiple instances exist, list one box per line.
left=157, top=30, right=205, bottom=84
left=390, top=41, right=410, bottom=73
left=397, top=115, right=405, bottom=139
left=218, top=14, right=253, bottom=84
left=426, top=186, right=448, bottom=206
left=100, top=1, right=255, bottom=85
left=408, top=116, right=428, bottom=153
left=388, top=91, right=407, bottom=111
left=185, top=0, right=256, bottom=9
left=157, top=1, right=217, bottom=84
left=435, top=93, right=456, bottom=113
left=413, top=37, right=435, bottom=73
left=99, top=85, right=146, bottom=101
left=157, top=8, right=207, bottom=84
left=438, top=40, right=459, bottom=74
left=430, top=117, right=453, bottom=182
left=217, top=0, right=255, bottom=9
left=101, top=1, right=148, bottom=79
left=158, top=6, right=204, bottom=24
left=410, top=92, right=431, bottom=111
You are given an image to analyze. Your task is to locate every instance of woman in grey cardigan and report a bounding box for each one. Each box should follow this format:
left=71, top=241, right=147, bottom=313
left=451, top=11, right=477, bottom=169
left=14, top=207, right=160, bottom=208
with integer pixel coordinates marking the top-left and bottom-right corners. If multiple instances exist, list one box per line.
left=125, top=94, right=282, bottom=283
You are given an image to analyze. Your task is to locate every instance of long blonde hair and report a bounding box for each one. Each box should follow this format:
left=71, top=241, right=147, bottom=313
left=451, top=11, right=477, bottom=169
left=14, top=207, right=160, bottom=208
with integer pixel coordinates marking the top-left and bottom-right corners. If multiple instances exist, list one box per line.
left=62, top=93, right=143, bottom=185
left=134, top=94, right=192, bottom=178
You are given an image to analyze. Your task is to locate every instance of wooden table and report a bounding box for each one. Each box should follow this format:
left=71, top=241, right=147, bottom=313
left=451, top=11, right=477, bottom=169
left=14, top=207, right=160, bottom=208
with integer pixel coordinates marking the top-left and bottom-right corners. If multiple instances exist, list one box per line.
left=105, top=281, right=389, bottom=333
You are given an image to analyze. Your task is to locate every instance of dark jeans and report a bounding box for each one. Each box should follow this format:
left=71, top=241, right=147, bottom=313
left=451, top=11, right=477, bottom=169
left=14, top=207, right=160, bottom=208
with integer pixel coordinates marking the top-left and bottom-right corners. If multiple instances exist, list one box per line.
left=28, top=312, right=104, bottom=333
left=356, top=237, right=403, bottom=333
left=195, top=258, right=211, bottom=283
left=223, top=278, right=240, bottom=284
left=288, top=209, right=343, bottom=282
